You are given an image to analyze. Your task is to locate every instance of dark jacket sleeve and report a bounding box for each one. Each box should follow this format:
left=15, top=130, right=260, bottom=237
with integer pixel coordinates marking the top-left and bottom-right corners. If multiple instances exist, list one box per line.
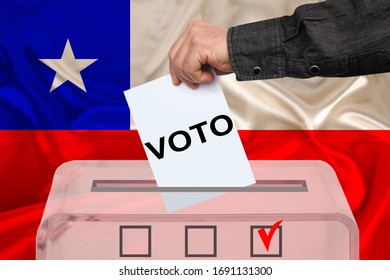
left=227, top=0, right=390, bottom=80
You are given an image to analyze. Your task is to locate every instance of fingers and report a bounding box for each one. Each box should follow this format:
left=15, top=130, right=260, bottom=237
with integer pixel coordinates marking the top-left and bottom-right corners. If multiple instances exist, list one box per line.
left=169, top=48, right=206, bottom=89
left=169, top=66, right=182, bottom=86
left=169, top=19, right=220, bottom=88
left=169, top=21, right=195, bottom=87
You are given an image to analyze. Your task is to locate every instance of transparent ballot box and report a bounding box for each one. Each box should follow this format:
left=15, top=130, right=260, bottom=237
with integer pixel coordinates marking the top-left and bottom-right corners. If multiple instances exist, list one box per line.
left=36, top=160, right=358, bottom=259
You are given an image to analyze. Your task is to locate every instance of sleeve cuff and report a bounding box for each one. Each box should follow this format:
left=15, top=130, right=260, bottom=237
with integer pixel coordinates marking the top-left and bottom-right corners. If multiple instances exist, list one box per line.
left=227, top=18, right=285, bottom=81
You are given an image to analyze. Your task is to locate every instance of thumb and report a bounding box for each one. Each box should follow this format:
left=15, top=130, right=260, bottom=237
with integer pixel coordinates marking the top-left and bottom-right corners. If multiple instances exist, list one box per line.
left=190, top=68, right=215, bottom=84
left=199, top=70, right=215, bottom=83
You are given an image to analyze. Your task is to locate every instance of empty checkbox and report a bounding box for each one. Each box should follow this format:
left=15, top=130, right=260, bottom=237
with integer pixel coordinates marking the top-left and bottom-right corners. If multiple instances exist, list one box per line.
left=185, top=225, right=216, bottom=257
left=120, top=225, right=151, bottom=257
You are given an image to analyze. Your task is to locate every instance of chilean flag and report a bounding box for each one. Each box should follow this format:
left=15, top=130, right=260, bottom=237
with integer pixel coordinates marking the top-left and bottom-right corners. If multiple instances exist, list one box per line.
left=0, top=0, right=389, bottom=260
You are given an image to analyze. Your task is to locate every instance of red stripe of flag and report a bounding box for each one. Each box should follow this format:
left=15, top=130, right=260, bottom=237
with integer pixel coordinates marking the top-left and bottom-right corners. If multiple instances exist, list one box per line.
left=0, top=130, right=389, bottom=259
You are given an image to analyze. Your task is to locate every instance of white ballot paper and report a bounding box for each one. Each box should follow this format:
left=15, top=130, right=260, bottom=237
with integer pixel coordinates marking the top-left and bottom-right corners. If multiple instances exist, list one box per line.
left=124, top=75, right=255, bottom=210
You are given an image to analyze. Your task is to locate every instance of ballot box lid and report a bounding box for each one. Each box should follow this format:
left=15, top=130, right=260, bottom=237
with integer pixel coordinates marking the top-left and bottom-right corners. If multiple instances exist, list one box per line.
left=40, top=160, right=355, bottom=220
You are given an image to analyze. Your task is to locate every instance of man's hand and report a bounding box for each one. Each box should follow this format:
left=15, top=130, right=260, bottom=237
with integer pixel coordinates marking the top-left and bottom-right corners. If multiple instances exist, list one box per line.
left=169, top=19, right=233, bottom=89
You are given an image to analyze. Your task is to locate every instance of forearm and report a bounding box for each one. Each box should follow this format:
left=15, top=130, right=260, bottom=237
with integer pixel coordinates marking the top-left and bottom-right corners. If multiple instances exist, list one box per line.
left=228, top=0, right=390, bottom=80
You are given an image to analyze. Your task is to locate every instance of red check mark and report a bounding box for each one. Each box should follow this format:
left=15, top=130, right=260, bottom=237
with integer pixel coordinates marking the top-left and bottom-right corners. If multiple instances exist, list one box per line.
left=257, top=220, right=283, bottom=252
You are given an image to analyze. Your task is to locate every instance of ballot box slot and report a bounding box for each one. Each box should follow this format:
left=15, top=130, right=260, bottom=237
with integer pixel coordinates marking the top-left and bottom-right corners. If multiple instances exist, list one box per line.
left=91, top=180, right=307, bottom=192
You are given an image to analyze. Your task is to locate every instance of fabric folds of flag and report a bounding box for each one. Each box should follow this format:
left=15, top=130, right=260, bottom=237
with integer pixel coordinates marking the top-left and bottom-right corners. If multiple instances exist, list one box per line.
left=1, top=0, right=390, bottom=261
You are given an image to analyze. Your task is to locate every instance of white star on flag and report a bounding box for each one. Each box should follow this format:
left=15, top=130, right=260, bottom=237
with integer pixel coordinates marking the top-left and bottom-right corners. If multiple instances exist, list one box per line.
left=39, top=39, right=97, bottom=92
